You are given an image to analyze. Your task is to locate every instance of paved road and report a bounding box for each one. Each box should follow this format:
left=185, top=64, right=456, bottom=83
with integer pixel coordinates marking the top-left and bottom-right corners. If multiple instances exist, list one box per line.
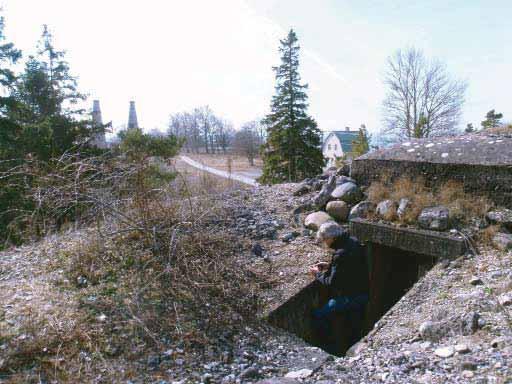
left=179, top=155, right=260, bottom=186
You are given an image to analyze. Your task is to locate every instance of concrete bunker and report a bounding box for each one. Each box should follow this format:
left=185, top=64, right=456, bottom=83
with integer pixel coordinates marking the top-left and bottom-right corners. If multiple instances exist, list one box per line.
left=267, top=219, right=467, bottom=356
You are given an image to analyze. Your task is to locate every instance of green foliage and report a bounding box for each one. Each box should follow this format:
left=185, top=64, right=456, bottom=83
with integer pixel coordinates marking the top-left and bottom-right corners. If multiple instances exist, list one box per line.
left=0, top=21, right=106, bottom=247
left=259, top=29, right=324, bottom=184
left=413, top=114, right=429, bottom=138
left=352, top=124, right=371, bottom=157
left=118, top=128, right=181, bottom=161
left=481, top=109, right=503, bottom=129
left=465, top=123, right=475, bottom=133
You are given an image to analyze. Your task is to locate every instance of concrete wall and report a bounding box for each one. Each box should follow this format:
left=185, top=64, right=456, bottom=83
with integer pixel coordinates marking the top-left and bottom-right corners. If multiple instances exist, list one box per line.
left=352, top=159, right=512, bottom=207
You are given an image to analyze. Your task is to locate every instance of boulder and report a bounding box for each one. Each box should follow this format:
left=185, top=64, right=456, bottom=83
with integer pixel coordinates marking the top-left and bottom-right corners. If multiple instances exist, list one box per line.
left=316, top=222, right=345, bottom=242
left=418, top=206, right=449, bottom=231
left=335, top=175, right=356, bottom=185
left=313, top=175, right=336, bottom=208
left=397, top=198, right=410, bottom=219
left=326, top=201, right=350, bottom=222
left=487, top=209, right=512, bottom=231
left=311, top=179, right=323, bottom=191
left=304, top=211, right=334, bottom=231
left=349, top=201, right=376, bottom=220
left=331, top=182, right=363, bottom=204
left=376, top=200, right=398, bottom=221
left=336, top=163, right=351, bottom=177
left=492, top=232, right=512, bottom=251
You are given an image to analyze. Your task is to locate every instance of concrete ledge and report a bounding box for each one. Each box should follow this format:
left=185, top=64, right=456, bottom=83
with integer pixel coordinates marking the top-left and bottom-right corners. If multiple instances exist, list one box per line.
left=267, top=280, right=324, bottom=345
left=350, top=218, right=467, bottom=259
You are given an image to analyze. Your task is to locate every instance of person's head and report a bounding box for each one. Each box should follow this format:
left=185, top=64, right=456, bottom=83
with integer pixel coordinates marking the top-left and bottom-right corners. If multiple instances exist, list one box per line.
left=316, top=222, right=347, bottom=249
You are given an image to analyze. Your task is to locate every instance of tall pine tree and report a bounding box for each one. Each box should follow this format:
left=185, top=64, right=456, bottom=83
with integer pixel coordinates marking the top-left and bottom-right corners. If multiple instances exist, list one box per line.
left=260, top=29, right=324, bottom=184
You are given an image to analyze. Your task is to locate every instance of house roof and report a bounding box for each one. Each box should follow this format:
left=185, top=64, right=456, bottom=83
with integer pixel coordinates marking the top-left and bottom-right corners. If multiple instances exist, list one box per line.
left=323, top=130, right=359, bottom=153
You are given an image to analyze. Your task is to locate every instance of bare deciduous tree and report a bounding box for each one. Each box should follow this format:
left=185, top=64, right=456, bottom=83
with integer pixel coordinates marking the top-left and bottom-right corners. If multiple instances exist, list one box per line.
left=382, top=48, right=467, bottom=139
left=233, top=121, right=262, bottom=165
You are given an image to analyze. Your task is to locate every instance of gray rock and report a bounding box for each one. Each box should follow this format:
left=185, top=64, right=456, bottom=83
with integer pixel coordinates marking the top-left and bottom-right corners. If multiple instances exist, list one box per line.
left=313, top=175, right=337, bottom=208
left=397, top=198, right=410, bottom=219
left=418, top=206, right=449, bottom=231
left=147, top=355, right=160, bottom=368
left=281, top=231, right=300, bottom=243
left=345, top=341, right=366, bottom=357
left=349, top=201, right=376, bottom=220
left=418, top=321, right=448, bottom=342
left=252, top=243, right=263, bottom=257
left=293, top=183, right=311, bottom=196
left=492, top=232, right=512, bottom=251
left=240, top=366, right=261, bottom=379
left=317, top=222, right=345, bottom=242
left=498, top=293, right=512, bottom=306
left=461, top=312, right=481, bottom=335
left=285, top=369, right=313, bottom=379
left=326, top=201, right=350, bottom=222
left=434, top=346, right=455, bottom=358
left=305, top=211, right=335, bottom=231
left=469, top=276, right=483, bottom=285
left=293, top=203, right=313, bottom=215
left=336, top=163, right=351, bottom=177
left=335, top=176, right=356, bottom=185
left=76, top=275, right=88, bottom=288
left=331, top=182, right=363, bottom=204
left=486, top=208, right=512, bottom=230
left=255, top=379, right=299, bottom=384
left=376, top=199, right=398, bottom=220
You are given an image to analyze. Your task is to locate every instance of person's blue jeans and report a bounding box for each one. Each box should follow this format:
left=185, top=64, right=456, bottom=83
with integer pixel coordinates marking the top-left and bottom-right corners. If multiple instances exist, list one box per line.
left=312, top=294, right=368, bottom=354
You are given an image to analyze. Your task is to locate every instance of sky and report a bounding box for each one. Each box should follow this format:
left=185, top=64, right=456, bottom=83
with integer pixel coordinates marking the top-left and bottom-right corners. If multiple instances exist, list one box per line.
left=2, top=0, right=511, bottom=137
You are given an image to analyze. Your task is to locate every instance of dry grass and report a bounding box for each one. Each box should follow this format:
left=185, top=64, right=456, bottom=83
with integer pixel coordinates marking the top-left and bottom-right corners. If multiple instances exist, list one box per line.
left=477, top=224, right=501, bottom=246
left=368, top=176, right=493, bottom=226
left=485, top=124, right=512, bottom=134
left=185, top=153, right=263, bottom=173
left=0, top=153, right=259, bottom=382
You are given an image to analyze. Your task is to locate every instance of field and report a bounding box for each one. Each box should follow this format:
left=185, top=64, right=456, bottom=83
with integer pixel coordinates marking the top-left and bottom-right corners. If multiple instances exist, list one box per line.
left=183, top=153, right=263, bottom=177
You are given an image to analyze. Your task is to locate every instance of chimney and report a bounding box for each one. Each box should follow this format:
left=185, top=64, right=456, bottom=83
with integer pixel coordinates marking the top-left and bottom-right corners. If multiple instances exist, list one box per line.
left=91, top=100, right=107, bottom=148
left=345, top=126, right=350, bottom=132
left=128, top=100, right=139, bottom=129
left=92, top=100, right=103, bottom=125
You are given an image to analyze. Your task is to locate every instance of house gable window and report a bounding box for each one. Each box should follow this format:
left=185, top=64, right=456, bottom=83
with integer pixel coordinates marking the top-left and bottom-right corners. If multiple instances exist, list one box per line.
left=328, top=144, right=331, bottom=150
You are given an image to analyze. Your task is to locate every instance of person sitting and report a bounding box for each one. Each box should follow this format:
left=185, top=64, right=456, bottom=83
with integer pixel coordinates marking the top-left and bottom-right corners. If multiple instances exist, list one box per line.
left=309, top=222, right=369, bottom=354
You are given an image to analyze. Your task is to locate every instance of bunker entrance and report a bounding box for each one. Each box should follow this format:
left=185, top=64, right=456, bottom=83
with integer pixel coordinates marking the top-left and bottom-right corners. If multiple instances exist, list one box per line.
left=267, top=243, right=436, bottom=357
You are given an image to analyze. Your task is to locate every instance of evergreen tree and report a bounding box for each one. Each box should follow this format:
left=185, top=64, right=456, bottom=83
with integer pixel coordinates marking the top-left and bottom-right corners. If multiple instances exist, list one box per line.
left=11, top=25, right=96, bottom=160
left=352, top=124, right=371, bottom=157
left=465, top=123, right=475, bottom=133
left=481, top=109, right=503, bottom=129
left=0, top=15, right=22, bottom=159
left=259, top=29, right=324, bottom=183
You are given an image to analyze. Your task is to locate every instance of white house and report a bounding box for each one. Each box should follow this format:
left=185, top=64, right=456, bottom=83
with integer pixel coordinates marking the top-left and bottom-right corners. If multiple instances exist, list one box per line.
left=322, top=127, right=359, bottom=167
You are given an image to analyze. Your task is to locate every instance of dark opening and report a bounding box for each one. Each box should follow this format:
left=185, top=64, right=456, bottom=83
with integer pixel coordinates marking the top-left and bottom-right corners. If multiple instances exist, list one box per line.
left=267, top=242, right=436, bottom=356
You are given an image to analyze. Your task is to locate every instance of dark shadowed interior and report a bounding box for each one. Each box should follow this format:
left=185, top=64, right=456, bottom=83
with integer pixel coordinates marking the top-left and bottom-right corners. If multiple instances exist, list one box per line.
left=268, top=242, right=436, bottom=356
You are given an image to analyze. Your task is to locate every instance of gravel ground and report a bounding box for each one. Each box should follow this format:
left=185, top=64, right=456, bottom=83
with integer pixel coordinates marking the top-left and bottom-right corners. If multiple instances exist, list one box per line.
left=1, top=181, right=511, bottom=383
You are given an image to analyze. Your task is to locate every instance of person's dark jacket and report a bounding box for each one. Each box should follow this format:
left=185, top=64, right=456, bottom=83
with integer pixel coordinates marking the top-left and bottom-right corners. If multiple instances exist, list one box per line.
left=315, top=234, right=369, bottom=297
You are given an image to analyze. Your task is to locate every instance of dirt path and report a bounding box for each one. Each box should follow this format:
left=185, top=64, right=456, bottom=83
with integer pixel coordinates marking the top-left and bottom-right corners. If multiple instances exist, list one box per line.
left=180, top=155, right=260, bottom=186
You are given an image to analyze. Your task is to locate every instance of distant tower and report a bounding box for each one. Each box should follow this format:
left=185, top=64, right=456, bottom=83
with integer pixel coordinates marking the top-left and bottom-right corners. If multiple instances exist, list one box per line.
left=91, top=100, right=107, bottom=148
left=127, top=100, right=139, bottom=129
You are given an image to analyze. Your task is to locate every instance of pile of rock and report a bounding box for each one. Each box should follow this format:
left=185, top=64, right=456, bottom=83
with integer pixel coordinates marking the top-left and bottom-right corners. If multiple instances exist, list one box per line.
left=296, top=171, right=373, bottom=236
left=486, top=208, right=512, bottom=250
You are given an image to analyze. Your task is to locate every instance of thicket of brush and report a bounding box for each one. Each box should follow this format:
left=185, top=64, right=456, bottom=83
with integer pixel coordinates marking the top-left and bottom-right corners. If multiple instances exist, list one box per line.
left=1, top=132, right=263, bottom=382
